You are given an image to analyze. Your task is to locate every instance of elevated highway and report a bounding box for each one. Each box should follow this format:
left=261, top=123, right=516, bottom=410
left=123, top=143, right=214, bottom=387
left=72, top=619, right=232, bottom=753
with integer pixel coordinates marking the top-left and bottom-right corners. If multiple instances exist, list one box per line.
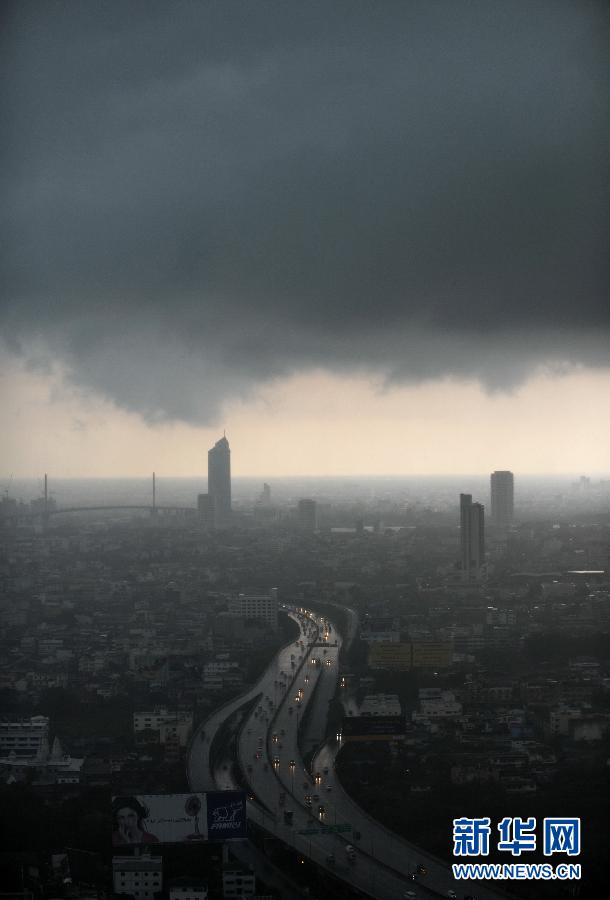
left=188, top=607, right=514, bottom=900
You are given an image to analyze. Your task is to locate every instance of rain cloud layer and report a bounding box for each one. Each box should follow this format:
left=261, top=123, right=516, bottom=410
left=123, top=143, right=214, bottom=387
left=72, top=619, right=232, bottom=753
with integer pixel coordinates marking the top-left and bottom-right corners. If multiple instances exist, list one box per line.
left=2, top=1, right=609, bottom=422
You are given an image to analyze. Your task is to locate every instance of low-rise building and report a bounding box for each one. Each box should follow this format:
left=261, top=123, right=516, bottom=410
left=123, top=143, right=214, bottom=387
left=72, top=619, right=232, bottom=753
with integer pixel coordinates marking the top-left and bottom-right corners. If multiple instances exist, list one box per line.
left=0, top=715, right=49, bottom=758
left=113, top=853, right=162, bottom=900
left=222, top=869, right=256, bottom=899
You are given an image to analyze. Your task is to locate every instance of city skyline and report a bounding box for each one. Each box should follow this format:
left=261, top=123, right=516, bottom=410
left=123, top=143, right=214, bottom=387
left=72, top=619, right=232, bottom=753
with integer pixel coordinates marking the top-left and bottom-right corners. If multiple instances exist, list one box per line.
left=2, top=5, right=608, bottom=897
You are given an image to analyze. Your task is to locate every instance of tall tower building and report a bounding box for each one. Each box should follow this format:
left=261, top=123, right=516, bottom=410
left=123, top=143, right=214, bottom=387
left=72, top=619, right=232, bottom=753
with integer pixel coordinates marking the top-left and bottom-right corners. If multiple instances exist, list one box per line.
left=490, top=470, right=514, bottom=528
left=208, top=435, right=231, bottom=526
left=460, top=493, right=485, bottom=581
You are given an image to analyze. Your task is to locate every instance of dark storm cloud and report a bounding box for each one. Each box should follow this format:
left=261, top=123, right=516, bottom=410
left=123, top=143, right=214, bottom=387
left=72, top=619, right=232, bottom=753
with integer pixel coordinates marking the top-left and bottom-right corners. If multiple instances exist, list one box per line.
left=2, top=0, right=609, bottom=421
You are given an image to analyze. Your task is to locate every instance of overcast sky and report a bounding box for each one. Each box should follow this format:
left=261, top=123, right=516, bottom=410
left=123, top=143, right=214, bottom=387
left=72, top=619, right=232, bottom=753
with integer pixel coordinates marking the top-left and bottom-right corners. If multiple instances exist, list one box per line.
left=2, top=1, right=609, bottom=476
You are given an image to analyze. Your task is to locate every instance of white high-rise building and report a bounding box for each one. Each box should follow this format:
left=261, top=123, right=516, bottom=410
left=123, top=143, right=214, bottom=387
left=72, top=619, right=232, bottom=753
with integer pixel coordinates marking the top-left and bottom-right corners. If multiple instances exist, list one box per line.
left=490, top=470, right=514, bottom=528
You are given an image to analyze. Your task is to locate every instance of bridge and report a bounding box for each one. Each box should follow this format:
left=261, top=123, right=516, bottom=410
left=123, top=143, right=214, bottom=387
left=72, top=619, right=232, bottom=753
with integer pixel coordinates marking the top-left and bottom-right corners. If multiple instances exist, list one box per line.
left=47, top=504, right=194, bottom=516
left=4, top=473, right=198, bottom=524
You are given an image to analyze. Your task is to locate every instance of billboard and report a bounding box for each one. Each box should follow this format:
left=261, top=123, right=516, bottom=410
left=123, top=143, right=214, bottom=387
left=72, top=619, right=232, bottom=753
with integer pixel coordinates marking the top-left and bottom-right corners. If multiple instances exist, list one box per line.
left=342, top=715, right=406, bottom=741
left=112, top=791, right=247, bottom=845
left=207, top=790, right=248, bottom=840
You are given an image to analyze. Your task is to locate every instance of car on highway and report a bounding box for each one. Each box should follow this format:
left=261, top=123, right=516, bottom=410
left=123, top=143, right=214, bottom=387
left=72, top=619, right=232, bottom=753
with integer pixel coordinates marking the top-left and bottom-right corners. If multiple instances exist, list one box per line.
left=273, top=756, right=280, bottom=768
left=304, top=795, right=312, bottom=805
left=416, top=864, right=428, bottom=876
left=403, top=892, right=417, bottom=899
left=254, top=751, right=262, bottom=759
left=447, top=891, right=457, bottom=899
left=325, top=785, right=332, bottom=792
left=318, top=805, right=326, bottom=819
left=345, top=844, right=356, bottom=862
left=326, top=853, right=335, bottom=866
left=289, top=759, right=296, bottom=769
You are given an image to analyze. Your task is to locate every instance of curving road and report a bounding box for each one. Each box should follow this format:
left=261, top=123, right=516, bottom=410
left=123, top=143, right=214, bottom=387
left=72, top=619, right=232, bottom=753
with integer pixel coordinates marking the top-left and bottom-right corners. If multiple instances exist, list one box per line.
left=189, top=607, right=515, bottom=900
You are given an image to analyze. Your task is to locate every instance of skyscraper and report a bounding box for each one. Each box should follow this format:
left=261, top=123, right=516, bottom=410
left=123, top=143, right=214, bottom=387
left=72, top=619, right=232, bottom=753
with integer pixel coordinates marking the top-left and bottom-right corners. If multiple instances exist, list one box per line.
left=208, top=435, right=231, bottom=526
left=460, top=493, right=485, bottom=581
left=490, top=470, right=514, bottom=528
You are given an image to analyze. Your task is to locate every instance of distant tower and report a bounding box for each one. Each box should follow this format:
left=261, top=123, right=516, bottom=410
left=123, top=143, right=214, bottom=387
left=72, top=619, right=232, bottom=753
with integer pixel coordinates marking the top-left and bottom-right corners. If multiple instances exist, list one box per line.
left=259, top=483, right=272, bottom=507
left=460, top=493, right=485, bottom=581
left=208, top=436, right=231, bottom=526
left=298, top=499, right=317, bottom=532
left=490, top=471, right=514, bottom=528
